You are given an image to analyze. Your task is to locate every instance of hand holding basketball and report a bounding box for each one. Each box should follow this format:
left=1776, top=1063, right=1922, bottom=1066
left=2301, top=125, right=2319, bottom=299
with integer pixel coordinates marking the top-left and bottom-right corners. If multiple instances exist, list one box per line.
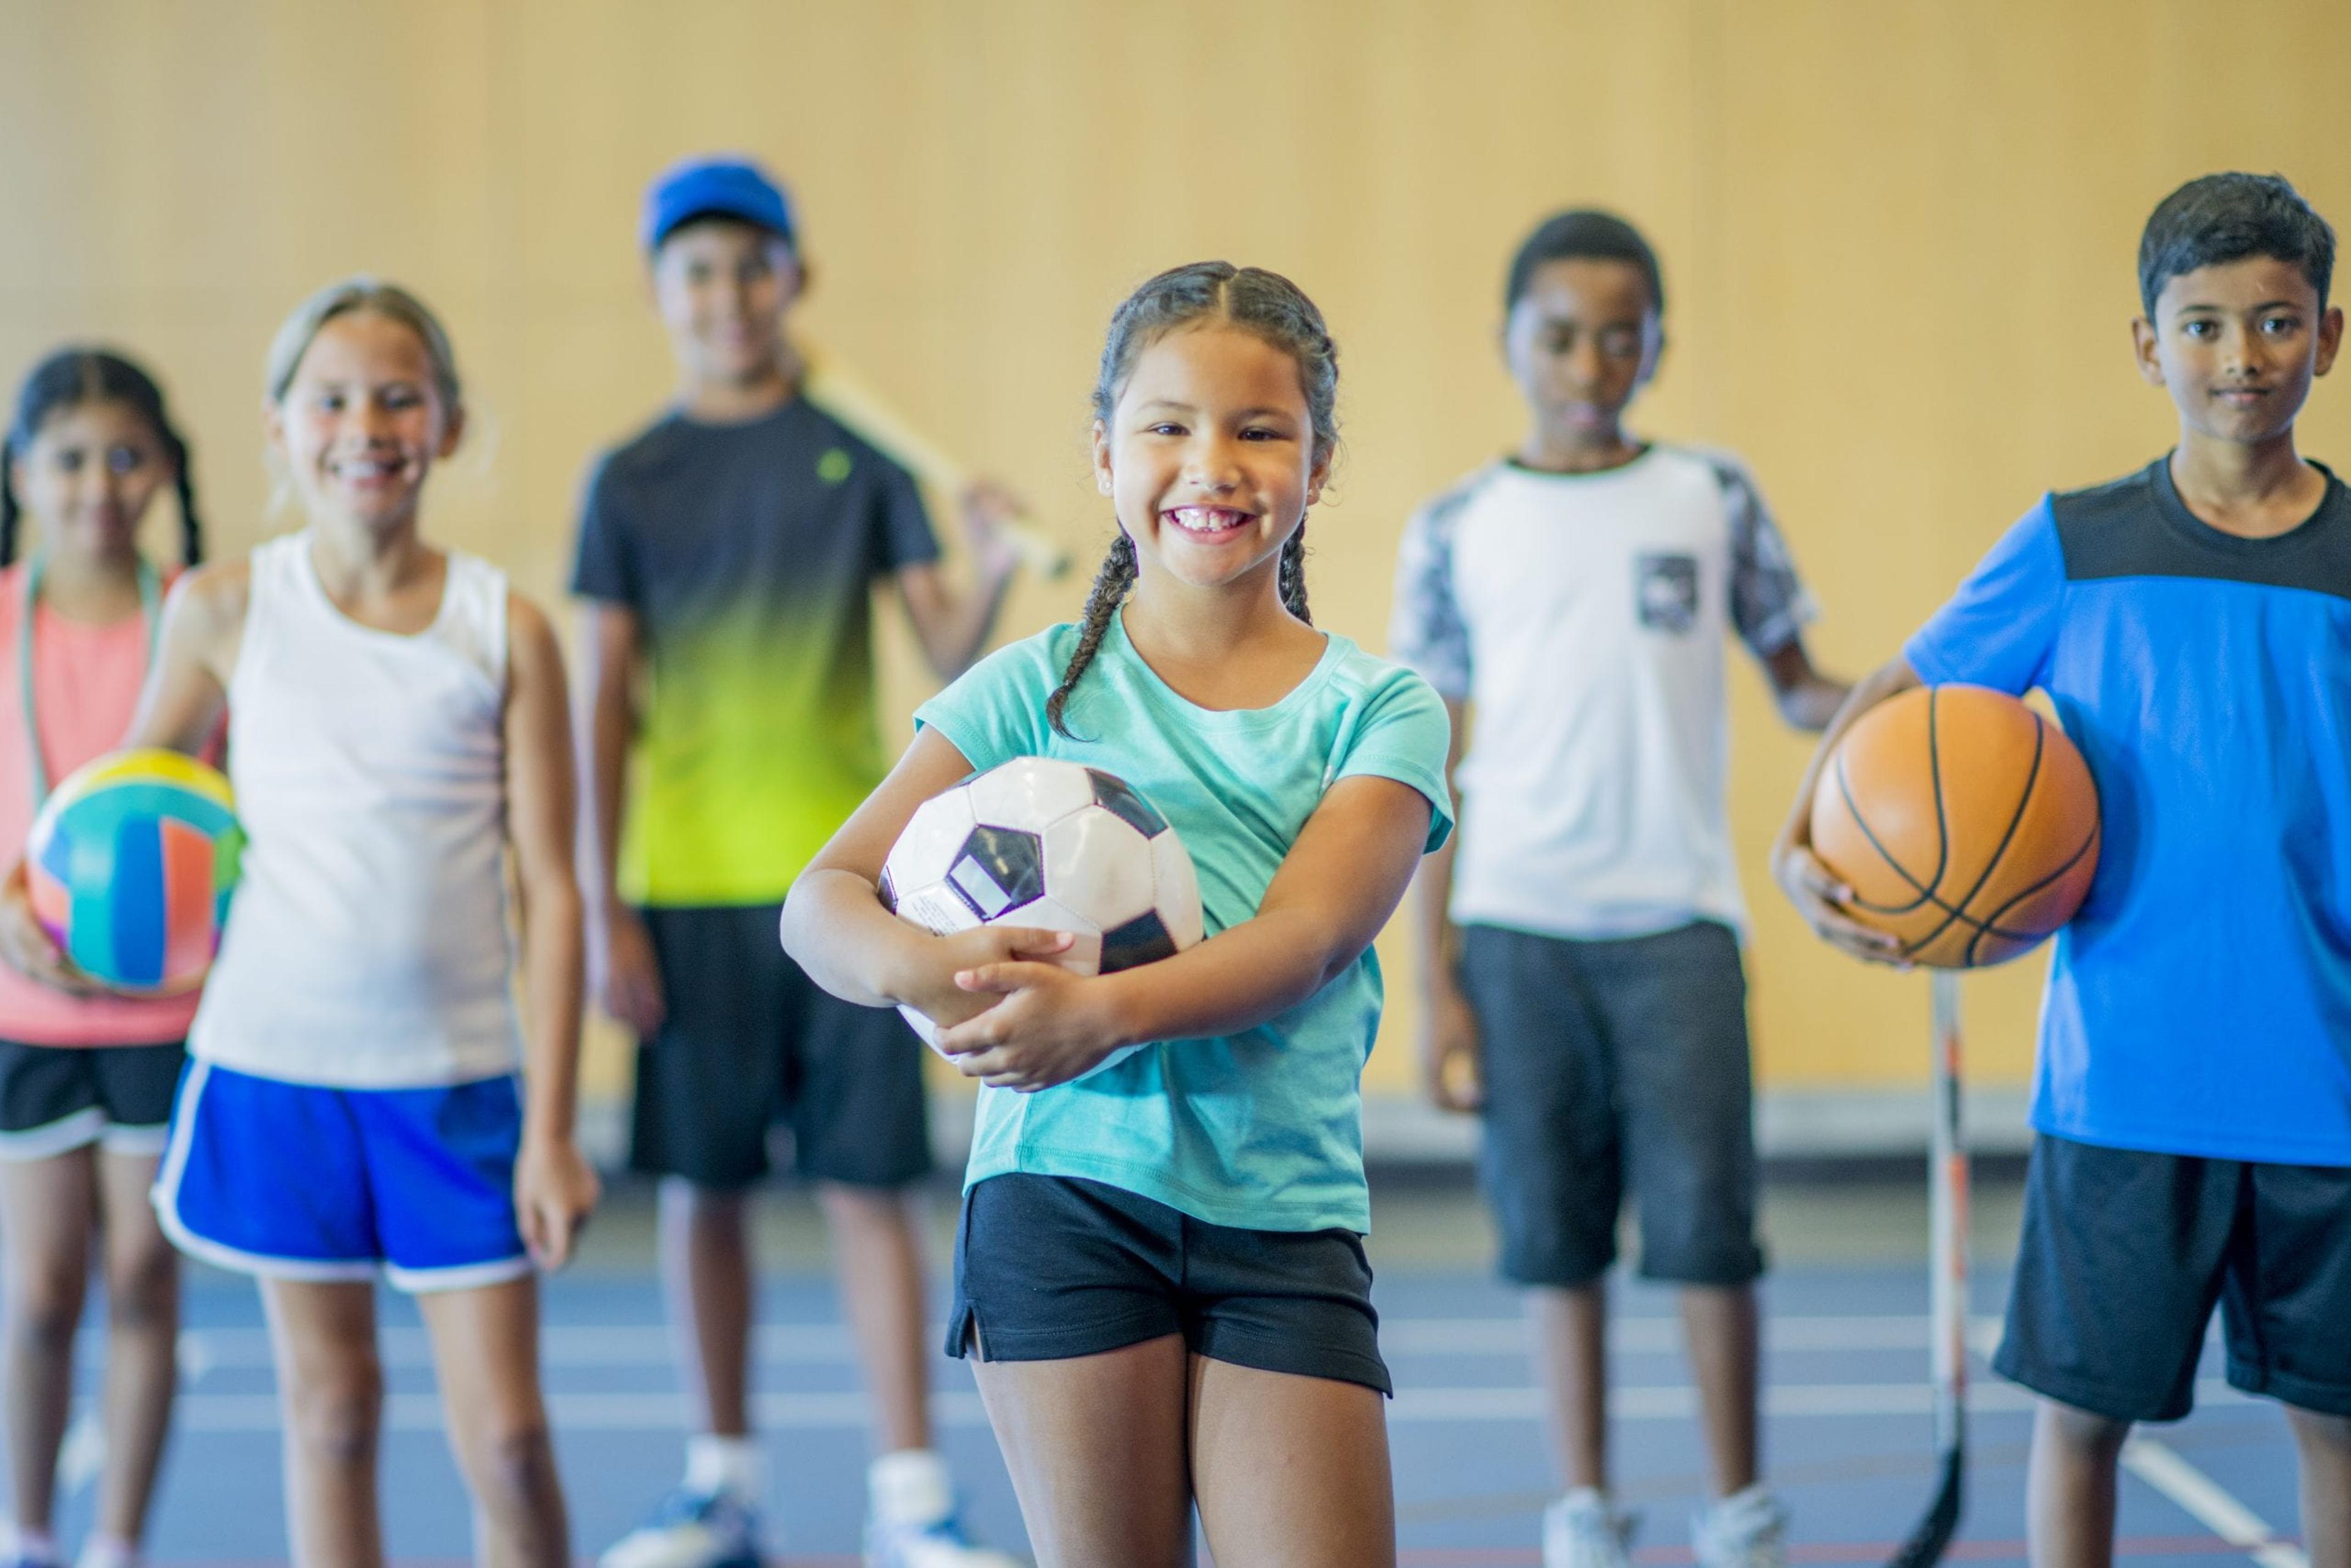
left=1804, top=685, right=2101, bottom=969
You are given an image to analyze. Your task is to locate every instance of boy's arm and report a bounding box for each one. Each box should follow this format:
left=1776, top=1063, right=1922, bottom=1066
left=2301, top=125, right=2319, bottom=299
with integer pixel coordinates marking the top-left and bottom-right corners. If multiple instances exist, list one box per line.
left=504, top=595, right=600, bottom=1269
left=1769, top=654, right=1916, bottom=964
left=574, top=601, right=665, bottom=1037
left=895, top=479, right=1022, bottom=681
left=1760, top=635, right=1852, bottom=732
left=1411, top=696, right=1482, bottom=1111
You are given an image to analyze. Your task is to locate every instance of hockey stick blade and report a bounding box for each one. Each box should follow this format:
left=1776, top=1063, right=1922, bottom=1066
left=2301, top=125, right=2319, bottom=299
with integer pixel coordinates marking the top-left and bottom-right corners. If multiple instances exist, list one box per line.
left=1886, top=1444, right=1963, bottom=1568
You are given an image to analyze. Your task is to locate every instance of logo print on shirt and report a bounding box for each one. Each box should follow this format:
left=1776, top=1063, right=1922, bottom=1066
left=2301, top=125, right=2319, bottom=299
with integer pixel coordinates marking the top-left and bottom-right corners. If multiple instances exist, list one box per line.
left=817, top=448, right=853, bottom=485
left=1635, top=552, right=1699, bottom=635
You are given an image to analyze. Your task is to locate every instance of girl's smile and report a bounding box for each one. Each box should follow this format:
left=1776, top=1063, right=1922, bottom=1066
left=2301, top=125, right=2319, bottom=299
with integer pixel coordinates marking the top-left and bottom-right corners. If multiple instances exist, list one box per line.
left=270, top=309, right=462, bottom=531
left=1095, top=323, right=1326, bottom=594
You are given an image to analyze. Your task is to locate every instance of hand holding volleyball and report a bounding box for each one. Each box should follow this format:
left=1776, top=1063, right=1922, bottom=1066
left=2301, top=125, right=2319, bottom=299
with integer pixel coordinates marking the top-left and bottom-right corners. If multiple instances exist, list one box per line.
left=20, top=748, right=243, bottom=996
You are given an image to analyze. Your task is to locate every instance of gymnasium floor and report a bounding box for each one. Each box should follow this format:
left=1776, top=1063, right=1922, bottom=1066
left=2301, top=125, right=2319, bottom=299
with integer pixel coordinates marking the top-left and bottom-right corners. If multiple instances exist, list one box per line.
left=27, top=1169, right=2312, bottom=1566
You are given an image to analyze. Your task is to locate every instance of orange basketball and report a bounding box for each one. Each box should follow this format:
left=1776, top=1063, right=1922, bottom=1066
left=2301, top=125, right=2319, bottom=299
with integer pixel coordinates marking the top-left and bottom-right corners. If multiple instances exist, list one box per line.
left=1809, top=684, right=2100, bottom=968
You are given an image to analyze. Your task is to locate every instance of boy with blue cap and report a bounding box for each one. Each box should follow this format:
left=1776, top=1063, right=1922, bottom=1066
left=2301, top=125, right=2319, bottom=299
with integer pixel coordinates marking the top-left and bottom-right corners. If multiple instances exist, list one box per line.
left=580, top=155, right=1023, bottom=1568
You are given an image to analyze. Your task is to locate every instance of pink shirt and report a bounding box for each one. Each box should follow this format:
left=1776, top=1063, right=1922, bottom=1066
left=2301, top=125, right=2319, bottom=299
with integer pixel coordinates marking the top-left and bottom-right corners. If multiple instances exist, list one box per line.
left=0, top=561, right=201, bottom=1046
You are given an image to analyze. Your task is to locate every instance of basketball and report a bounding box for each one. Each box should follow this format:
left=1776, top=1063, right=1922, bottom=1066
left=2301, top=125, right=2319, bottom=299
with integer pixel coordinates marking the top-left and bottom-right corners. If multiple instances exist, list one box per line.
left=25, top=748, right=244, bottom=995
left=1809, top=685, right=2100, bottom=968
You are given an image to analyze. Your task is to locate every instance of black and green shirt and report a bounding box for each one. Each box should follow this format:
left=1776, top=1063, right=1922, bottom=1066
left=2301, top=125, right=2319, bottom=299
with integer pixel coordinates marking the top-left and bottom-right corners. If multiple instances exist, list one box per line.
left=572, top=397, right=940, bottom=905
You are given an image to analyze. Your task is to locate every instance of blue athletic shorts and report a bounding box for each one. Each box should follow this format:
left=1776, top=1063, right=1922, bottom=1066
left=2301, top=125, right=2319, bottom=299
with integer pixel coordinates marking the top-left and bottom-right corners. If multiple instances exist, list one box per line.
left=152, top=1060, right=531, bottom=1293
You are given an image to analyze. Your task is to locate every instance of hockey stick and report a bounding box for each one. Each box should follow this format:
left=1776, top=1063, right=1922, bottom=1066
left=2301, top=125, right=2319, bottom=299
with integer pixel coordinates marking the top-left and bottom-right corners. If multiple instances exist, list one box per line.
left=798, top=344, right=1073, bottom=580
left=1888, top=970, right=1968, bottom=1567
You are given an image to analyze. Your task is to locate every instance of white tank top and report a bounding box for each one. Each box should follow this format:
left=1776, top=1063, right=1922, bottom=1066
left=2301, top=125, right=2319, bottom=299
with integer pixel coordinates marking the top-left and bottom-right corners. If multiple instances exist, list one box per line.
left=189, top=531, right=523, bottom=1088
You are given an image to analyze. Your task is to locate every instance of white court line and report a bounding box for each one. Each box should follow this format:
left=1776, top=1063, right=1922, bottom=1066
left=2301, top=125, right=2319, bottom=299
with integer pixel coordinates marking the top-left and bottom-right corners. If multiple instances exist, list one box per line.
left=150, top=1314, right=2014, bottom=1370
left=2123, top=1435, right=2309, bottom=1568
left=148, top=1378, right=2257, bottom=1435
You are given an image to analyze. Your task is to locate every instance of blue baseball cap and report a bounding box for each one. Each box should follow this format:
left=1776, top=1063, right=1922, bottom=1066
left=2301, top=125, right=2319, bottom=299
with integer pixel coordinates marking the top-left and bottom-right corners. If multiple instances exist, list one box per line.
left=642, top=156, right=797, bottom=252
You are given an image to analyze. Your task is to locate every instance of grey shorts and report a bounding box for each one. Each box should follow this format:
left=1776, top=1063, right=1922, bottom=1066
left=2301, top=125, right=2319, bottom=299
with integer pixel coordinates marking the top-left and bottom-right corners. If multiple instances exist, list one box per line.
left=1460, top=920, right=1764, bottom=1288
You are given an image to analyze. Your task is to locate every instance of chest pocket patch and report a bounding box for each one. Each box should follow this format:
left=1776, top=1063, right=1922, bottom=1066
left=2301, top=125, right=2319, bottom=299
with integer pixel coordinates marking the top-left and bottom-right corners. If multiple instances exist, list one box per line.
left=1635, top=552, right=1700, bottom=634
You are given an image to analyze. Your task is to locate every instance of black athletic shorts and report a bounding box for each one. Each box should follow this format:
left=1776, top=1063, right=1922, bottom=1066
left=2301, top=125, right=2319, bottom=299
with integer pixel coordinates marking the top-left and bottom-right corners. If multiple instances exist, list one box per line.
left=1993, top=1135, right=2351, bottom=1422
left=1459, top=920, right=1765, bottom=1288
left=0, top=1038, right=186, bottom=1160
left=631, top=904, right=931, bottom=1190
left=947, top=1172, right=1392, bottom=1395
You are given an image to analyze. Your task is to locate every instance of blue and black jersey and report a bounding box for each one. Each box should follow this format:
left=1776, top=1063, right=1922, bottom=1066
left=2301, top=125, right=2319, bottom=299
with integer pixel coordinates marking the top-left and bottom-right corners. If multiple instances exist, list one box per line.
left=1907, top=457, right=2351, bottom=1167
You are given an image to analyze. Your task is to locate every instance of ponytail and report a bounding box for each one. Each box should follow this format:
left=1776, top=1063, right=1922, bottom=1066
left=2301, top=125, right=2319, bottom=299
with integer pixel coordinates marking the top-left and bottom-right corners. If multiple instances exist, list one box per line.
left=0, top=463, right=19, bottom=568
left=1046, top=532, right=1138, bottom=739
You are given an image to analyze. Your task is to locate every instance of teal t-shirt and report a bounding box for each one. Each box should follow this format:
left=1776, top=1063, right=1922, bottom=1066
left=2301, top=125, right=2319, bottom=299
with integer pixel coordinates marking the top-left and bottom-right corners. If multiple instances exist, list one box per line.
left=912, top=611, right=1454, bottom=1234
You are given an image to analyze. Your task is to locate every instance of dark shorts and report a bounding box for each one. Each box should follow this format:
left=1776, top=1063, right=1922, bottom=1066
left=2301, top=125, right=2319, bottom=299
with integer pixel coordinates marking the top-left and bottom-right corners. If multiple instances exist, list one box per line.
left=1460, top=920, right=1764, bottom=1288
left=0, top=1037, right=186, bottom=1160
left=947, top=1173, right=1392, bottom=1395
left=1993, top=1135, right=2351, bottom=1422
left=632, top=904, right=931, bottom=1190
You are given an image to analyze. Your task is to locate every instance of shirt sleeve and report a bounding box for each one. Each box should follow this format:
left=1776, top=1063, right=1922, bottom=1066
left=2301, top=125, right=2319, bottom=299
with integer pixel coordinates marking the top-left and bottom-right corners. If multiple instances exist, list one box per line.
left=1712, top=454, right=1818, bottom=658
left=871, top=455, right=944, bottom=576
left=1903, top=500, right=2067, bottom=696
left=911, top=630, right=1062, bottom=770
left=568, top=455, right=639, bottom=606
left=1387, top=489, right=1475, bottom=700
left=1332, top=664, right=1457, bottom=853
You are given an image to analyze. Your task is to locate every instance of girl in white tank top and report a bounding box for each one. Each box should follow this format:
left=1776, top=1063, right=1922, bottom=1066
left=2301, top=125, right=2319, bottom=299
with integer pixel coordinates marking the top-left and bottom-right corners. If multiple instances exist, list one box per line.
left=105, top=281, right=598, bottom=1564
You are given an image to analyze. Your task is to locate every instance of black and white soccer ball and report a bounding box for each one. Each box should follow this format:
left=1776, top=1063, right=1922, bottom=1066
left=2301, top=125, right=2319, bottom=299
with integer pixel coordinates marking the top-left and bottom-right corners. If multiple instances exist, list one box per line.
left=879, top=756, right=1205, bottom=1069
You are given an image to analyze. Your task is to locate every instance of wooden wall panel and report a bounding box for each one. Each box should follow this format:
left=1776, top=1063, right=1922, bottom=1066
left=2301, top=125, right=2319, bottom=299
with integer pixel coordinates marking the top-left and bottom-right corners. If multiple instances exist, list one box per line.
left=2, top=0, right=2344, bottom=1103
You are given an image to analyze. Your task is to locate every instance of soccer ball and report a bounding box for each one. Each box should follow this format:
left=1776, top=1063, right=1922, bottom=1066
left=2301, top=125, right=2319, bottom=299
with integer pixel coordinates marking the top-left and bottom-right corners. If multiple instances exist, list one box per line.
left=880, top=757, right=1204, bottom=1071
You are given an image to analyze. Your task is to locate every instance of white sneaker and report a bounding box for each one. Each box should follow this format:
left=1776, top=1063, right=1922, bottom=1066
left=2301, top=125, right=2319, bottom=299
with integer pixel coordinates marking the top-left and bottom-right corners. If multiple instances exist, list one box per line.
left=1692, top=1484, right=1788, bottom=1568
left=865, top=1512, right=1024, bottom=1568
left=599, top=1488, right=765, bottom=1568
left=1542, top=1488, right=1636, bottom=1568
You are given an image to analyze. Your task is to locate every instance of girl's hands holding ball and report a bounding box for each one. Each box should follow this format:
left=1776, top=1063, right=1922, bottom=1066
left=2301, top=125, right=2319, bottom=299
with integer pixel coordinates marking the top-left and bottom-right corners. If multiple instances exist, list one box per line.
left=934, top=959, right=1127, bottom=1091
left=894, top=924, right=1076, bottom=1039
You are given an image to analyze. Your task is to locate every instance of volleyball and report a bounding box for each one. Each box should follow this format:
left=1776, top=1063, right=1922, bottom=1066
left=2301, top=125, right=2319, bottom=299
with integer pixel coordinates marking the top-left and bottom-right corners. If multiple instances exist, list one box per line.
left=26, top=748, right=243, bottom=996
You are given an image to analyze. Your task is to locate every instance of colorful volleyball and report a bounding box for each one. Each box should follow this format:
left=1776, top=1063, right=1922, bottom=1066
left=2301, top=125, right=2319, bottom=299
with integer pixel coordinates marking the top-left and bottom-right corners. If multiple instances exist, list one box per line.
left=25, top=749, right=242, bottom=996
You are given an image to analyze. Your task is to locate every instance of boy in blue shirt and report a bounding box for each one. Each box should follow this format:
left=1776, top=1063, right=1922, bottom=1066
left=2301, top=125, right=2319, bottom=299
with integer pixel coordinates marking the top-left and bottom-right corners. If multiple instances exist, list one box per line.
left=1775, top=172, right=2350, bottom=1566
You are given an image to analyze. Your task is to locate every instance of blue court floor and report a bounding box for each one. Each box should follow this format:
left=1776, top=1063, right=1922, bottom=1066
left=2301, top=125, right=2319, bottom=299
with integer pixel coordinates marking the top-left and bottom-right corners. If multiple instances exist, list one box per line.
left=17, top=1173, right=2314, bottom=1566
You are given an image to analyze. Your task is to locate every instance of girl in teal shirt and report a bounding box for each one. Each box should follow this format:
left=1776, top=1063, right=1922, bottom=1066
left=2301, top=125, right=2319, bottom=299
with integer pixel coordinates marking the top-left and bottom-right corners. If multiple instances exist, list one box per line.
left=783, top=262, right=1451, bottom=1567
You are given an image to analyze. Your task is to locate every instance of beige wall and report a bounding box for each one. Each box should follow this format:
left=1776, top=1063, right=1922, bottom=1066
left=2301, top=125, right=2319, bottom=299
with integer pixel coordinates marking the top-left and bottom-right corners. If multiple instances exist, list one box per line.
left=4, top=0, right=2346, bottom=1102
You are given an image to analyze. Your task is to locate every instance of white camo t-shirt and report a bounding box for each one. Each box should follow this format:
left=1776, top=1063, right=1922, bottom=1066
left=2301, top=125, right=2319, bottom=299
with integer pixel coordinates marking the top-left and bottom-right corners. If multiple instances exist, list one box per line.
left=1389, top=446, right=1815, bottom=940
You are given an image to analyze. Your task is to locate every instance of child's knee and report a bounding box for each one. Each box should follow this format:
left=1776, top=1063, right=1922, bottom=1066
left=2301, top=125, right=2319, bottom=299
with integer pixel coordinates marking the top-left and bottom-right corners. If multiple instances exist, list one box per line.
left=818, top=1180, right=910, bottom=1232
left=287, top=1367, right=384, bottom=1467
left=7, top=1264, right=88, bottom=1348
left=2038, top=1396, right=2131, bottom=1458
left=2286, top=1403, right=2351, bottom=1457
left=467, top=1414, right=562, bottom=1515
left=103, top=1236, right=179, bottom=1329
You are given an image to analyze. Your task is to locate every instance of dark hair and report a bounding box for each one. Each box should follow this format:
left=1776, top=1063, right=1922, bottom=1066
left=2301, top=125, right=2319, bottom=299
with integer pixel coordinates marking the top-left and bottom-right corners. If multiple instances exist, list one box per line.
left=1, top=348, right=204, bottom=569
left=2138, top=173, right=2335, bottom=318
left=1047, top=261, right=1337, bottom=737
left=1505, top=209, right=1665, bottom=317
